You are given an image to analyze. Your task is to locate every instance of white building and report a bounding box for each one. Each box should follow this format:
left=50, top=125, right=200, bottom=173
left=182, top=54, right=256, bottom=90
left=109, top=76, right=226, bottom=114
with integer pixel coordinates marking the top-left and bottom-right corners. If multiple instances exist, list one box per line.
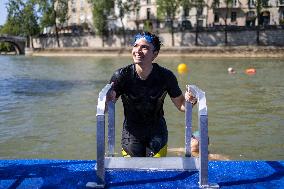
left=65, top=0, right=284, bottom=31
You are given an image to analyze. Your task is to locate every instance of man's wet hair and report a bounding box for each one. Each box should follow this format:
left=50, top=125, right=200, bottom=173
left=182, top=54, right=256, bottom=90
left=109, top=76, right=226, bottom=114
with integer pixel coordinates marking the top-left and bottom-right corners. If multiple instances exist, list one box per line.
left=133, top=31, right=162, bottom=52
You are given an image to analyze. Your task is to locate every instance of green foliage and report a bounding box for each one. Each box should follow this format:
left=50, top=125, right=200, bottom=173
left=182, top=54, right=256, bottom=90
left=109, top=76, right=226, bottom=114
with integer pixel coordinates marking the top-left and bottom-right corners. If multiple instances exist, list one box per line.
left=116, top=0, right=140, bottom=45
left=38, top=1, right=55, bottom=29
left=22, top=1, right=40, bottom=36
left=0, top=42, right=14, bottom=53
left=36, top=0, right=68, bottom=47
left=1, top=0, right=39, bottom=36
left=156, top=0, right=182, bottom=46
left=156, top=0, right=181, bottom=21
left=116, top=0, right=139, bottom=19
left=38, top=0, right=69, bottom=30
left=2, top=0, right=25, bottom=36
left=144, top=20, right=152, bottom=32
left=91, top=0, right=109, bottom=36
left=255, top=0, right=263, bottom=20
left=56, top=0, right=69, bottom=25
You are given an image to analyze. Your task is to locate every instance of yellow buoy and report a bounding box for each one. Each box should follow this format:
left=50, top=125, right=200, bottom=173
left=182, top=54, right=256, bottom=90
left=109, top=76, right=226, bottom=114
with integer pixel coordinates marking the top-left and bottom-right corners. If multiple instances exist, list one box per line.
left=177, top=63, right=188, bottom=74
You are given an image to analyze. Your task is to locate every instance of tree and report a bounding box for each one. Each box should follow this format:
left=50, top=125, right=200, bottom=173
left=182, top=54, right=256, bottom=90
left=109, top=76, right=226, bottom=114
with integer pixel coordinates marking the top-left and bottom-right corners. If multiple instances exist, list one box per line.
left=157, top=0, right=181, bottom=46
left=180, top=0, right=192, bottom=29
left=224, top=0, right=234, bottom=45
left=190, top=0, right=207, bottom=45
left=1, top=0, right=40, bottom=48
left=255, top=0, right=264, bottom=45
left=22, top=0, right=40, bottom=48
left=2, top=0, right=25, bottom=36
left=211, top=0, right=232, bottom=45
left=116, top=0, right=140, bottom=46
left=90, top=0, right=114, bottom=47
left=38, top=0, right=69, bottom=47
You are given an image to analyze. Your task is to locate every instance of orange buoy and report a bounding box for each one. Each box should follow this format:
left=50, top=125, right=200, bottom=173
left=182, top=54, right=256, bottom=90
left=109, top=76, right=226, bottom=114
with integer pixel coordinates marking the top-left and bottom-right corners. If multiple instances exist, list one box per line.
left=245, top=68, right=256, bottom=75
left=177, top=63, right=188, bottom=74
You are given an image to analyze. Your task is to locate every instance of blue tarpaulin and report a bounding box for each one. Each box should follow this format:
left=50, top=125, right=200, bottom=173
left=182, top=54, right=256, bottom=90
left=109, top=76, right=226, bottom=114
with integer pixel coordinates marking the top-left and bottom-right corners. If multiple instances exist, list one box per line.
left=0, top=160, right=283, bottom=188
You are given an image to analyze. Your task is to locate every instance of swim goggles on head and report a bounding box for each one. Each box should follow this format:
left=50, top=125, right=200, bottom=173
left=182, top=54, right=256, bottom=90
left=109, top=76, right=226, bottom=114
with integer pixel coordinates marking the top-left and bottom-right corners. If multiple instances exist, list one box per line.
left=134, top=33, right=154, bottom=44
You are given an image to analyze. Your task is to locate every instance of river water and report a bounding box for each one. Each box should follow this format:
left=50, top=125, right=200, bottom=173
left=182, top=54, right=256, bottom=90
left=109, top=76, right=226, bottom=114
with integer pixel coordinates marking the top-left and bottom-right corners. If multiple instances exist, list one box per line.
left=0, top=56, right=283, bottom=160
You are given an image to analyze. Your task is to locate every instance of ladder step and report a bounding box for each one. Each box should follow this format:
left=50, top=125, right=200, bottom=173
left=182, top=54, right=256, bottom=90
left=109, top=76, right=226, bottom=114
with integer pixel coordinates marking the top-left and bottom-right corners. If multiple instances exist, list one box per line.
left=105, top=157, right=199, bottom=171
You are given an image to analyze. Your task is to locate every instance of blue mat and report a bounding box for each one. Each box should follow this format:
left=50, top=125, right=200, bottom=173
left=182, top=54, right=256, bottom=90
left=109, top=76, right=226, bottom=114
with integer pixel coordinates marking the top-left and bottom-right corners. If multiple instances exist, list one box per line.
left=0, top=160, right=283, bottom=188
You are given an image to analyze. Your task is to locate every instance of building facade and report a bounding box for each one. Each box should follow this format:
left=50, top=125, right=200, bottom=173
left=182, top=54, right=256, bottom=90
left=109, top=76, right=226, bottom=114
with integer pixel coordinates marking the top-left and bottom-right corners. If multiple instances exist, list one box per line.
left=65, top=0, right=284, bottom=32
left=68, top=0, right=93, bottom=29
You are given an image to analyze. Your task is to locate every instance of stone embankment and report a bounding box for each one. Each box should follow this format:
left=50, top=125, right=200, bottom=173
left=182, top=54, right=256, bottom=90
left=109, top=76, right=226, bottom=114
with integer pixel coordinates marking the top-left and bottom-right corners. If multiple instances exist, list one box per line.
left=32, top=46, right=284, bottom=58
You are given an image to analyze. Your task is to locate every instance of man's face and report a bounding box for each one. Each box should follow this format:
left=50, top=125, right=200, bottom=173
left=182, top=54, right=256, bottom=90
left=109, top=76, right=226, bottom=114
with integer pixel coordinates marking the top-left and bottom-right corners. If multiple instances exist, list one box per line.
left=132, top=38, right=158, bottom=65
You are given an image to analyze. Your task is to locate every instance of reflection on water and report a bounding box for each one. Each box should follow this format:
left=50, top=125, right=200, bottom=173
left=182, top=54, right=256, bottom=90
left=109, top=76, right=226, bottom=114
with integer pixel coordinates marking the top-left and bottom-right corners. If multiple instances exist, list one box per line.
left=1, top=78, right=106, bottom=96
left=0, top=56, right=283, bottom=160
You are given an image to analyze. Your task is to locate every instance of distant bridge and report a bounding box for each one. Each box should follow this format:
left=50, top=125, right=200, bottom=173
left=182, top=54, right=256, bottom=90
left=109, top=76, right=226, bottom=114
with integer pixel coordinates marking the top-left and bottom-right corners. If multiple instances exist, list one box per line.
left=0, top=34, right=26, bottom=55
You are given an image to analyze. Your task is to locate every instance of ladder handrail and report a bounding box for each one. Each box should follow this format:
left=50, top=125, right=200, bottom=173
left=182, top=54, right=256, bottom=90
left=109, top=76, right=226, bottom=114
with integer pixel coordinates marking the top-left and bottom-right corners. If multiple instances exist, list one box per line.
left=88, top=84, right=219, bottom=189
left=95, top=83, right=113, bottom=188
left=187, top=85, right=210, bottom=187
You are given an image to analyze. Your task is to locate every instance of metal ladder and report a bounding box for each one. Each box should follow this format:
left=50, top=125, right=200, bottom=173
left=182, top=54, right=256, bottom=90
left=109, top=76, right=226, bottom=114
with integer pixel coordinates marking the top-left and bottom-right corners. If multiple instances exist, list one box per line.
left=87, top=84, right=219, bottom=188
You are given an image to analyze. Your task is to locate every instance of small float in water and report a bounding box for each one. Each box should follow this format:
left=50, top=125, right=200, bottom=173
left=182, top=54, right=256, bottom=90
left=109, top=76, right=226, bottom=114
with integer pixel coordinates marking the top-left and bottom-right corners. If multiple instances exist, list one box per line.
left=245, top=68, right=256, bottom=75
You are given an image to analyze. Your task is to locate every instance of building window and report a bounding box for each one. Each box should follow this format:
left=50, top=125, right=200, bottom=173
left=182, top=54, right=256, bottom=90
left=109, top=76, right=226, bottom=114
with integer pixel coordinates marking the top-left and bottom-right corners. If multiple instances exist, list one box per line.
left=214, top=13, right=219, bottom=23
left=136, top=8, right=140, bottom=19
left=246, top=11, right=256, bottom=26
left=231, top=12, right=237, bottom=22
left=147, top=8, right=151, bottom=20
left=183, top=7, right=189, bottom=17
left=71, top=15, right=76, bottom=25
left=79, top=12, right=86, bottom=24
left=147, top=0, right=151, bottom=5
left=80, top=0, right=84, bottom=10
left=71, top=0, right=76, bottom=9
left=262, top=0, right=269, bottom=7
left=232, top=0, right=238, bottom=7
left=197, top=7, right=203, bottom=16
left=197, top=19, right=203, bottom=27
left=247, top=11, right=255, bottom=18
left=280, top=0, right=284, bottom=5
left=249, top=0, right=255, bottom=7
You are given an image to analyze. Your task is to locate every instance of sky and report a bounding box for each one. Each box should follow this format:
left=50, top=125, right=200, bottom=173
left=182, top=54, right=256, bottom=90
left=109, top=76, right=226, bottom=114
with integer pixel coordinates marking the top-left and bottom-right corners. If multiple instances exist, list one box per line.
left=0, top=0, right=8, bottom=26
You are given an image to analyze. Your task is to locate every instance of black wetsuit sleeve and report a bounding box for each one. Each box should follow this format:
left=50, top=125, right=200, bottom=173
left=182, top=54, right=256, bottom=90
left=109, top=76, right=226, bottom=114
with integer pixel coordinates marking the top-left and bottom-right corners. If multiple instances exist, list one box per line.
left=109, top=69, right=124, bottom=98
left=166, top=71, right=182, bottom=98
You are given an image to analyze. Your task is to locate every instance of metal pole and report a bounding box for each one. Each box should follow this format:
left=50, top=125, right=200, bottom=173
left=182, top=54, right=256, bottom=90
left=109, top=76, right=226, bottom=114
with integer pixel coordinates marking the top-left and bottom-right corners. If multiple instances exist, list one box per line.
left=87, top=83, right=113, bottom=188
left=185, top=101, right=192, bottom=157
left=96, top=115, right=105, bottom=187
left=199, top=114, right=209, bottom=187
left=108, top=101, right=115, bottom=157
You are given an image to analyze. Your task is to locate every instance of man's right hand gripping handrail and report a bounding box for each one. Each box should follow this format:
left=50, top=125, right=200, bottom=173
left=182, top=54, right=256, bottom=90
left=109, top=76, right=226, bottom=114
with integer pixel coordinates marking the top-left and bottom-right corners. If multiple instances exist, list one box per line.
left=186, top=85, right=207, bottom=116
left=96, top=83, right=113, bottom=116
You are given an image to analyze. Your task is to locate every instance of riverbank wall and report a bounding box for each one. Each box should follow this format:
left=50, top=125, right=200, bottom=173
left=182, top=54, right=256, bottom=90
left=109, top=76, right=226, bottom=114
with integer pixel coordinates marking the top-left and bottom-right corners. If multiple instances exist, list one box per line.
left=33, top=28, right=284, bottom=48
left=31, top=28, right=284, bottom=57
left=32, top=46, right=284, bottom=58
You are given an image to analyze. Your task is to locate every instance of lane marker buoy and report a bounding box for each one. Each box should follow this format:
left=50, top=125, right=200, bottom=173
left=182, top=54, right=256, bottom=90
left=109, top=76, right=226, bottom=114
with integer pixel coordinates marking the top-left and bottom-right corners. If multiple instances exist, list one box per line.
left=245, top=68, right=256, bottom=75
left=177, top=63, right=188, bottom=74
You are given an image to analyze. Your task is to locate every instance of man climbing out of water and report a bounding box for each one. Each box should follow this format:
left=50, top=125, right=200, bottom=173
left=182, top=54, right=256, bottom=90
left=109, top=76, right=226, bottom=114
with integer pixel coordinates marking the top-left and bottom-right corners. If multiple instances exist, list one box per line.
left=108, top=31, right=197, bottom=157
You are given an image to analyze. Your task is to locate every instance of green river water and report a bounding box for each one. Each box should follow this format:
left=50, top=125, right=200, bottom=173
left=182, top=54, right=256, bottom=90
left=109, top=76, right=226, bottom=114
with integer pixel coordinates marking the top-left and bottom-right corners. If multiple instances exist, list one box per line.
left=0, top=56, right=283, bottom=160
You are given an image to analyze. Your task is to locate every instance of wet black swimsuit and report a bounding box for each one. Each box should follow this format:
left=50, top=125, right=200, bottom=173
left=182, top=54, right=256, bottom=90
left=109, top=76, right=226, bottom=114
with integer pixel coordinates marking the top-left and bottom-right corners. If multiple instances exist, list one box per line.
left=110, top=63, right=182, bottom=157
